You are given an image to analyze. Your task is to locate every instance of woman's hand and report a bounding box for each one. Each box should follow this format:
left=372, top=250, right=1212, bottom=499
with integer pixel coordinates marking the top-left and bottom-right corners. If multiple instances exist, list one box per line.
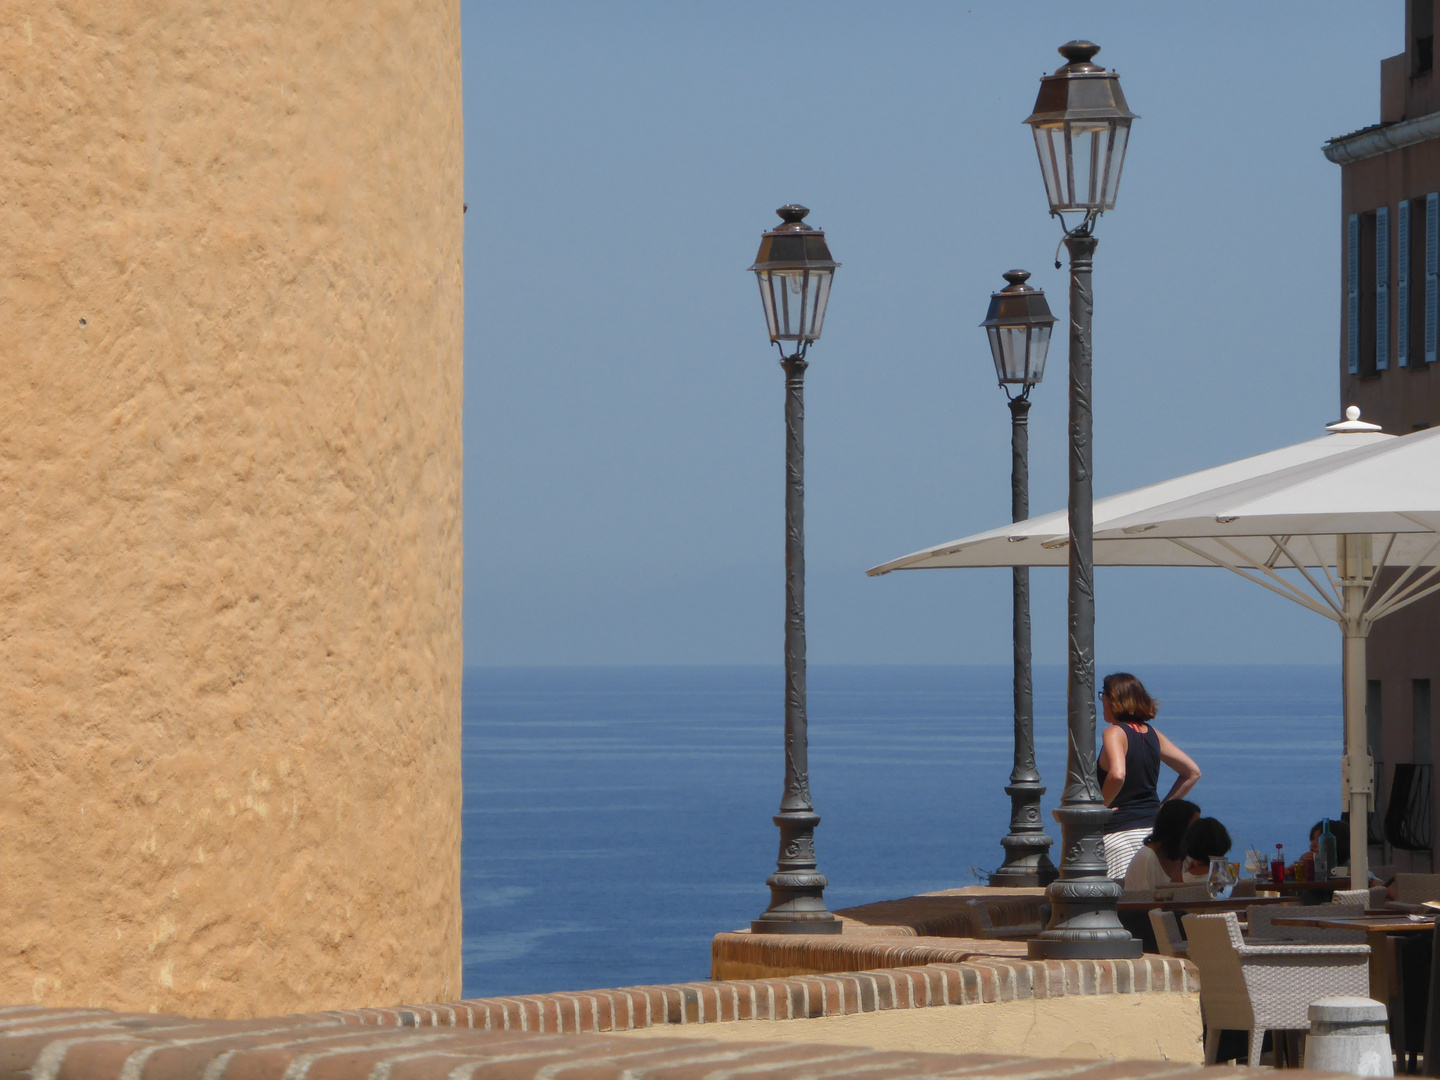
left=1100, top=724, right=1128, bottom=806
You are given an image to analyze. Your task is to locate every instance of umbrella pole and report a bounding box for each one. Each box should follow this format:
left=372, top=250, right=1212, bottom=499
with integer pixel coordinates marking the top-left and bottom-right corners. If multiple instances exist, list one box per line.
left=1343, top=571, right=1372, bottom=890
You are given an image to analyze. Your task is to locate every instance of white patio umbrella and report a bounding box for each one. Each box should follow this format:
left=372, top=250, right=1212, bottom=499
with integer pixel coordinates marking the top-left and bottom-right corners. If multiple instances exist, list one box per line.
left=869, top=411, right=1440, bottom=886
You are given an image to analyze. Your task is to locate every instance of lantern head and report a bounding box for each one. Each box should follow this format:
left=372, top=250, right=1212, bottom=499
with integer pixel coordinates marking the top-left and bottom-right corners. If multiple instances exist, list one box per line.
left=981, top=269, right=1055, bottom=389
left=1024, top=41, right=1136, bottom=215
left=749, top=205, right=839, bottom=346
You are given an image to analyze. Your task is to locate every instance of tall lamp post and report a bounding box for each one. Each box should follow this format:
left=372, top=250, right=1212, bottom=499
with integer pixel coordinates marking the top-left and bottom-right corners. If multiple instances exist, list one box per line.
left=1022, top=41, right=1142, bottom=960
left=982, top=270, right=1059, bottom=889
left=749, top=204, right=842, bottom=935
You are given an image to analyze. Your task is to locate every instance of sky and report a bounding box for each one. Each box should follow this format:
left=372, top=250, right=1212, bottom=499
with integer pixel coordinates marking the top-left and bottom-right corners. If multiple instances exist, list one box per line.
left=462, top=2, right=1402, bottom=668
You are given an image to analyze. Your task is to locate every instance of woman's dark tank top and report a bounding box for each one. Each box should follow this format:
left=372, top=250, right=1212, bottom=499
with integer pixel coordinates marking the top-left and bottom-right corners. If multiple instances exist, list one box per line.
left=1096, top=724, right=1161, bottom=834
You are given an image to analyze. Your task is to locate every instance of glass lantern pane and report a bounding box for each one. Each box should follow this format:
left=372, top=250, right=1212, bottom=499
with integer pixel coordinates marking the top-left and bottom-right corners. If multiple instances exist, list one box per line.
left=1027, top=323, right=1052, bottom=384
left=1033, top=125, right=1064, bottom=209
left=996, top=326, right=1027, bottom=382
left=803, top=271, right=833, bottom=340
left=757, top=273, right=780, bottom=341
left=1100, top=122, right=1129, bottom=208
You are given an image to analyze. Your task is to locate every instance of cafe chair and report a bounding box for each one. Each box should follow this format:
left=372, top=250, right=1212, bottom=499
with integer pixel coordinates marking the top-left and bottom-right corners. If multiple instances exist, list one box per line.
left=1148, top=909, right=1187, bottom=957
left=1393, top=873, right=1440, bottom=904
left=1183, top=911, right=1369, bottom=1067
left=1333, top=886, right=1389, bottom=910
left=1246, top=898, right=1366, bottom=944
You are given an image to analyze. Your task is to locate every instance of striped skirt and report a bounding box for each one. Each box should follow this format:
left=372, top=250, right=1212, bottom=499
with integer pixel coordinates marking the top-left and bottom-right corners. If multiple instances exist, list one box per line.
left=1103, top=826, right=1151, bottom=880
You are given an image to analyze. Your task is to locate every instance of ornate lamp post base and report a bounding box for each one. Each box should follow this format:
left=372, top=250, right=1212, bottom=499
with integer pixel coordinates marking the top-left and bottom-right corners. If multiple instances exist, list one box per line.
left=1027, top=803, right=1142, bottom=959
left=991, top=778, right=1058, bottom=888
left=751, top=810, right=842, bottom=934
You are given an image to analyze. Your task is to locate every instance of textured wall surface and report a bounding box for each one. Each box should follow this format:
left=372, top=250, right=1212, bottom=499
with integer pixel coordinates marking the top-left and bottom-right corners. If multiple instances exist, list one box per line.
left=0, top=1, right=464, bottom=1017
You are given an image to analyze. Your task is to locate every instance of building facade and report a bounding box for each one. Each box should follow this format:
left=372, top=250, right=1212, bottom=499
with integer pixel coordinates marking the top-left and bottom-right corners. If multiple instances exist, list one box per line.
left=0, top=2, right=464, bottom=1016
left=1326, top=0, right=1440, bottom=869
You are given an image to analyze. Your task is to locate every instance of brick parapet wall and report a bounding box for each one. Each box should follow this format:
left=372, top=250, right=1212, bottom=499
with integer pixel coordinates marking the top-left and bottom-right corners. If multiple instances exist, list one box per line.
left=320, top=955, right=1196, bottom=1034
left=0, top=1004, right=1320, bottom=1080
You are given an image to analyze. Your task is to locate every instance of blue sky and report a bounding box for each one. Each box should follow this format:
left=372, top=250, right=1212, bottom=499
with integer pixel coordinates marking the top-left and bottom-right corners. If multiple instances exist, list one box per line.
left=462, top=2, right=1400, bottom=667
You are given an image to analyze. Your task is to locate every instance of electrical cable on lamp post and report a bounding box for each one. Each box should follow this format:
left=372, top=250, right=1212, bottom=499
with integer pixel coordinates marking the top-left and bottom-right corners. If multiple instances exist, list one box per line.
left=1022, top=41, right=1142, bottom=960
left=981, top=270, right=1058, bottom=889
left=749, top=205, right=842, bottom=935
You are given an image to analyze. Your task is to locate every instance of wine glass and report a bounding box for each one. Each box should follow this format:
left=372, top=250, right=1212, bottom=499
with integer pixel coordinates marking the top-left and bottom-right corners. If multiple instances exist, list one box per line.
left=1207, top=859, right=1238, bottom=900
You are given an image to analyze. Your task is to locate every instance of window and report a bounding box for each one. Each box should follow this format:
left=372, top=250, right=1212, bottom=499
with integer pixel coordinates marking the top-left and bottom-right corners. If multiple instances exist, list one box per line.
left=1349, top=203, right=1438, bottom=375
left=1357, top=211, right=1379, bottom=376
left=1350, top=214, right=1361, bottom=374
left=1428, top=193, right=1439, bottom=363
left=1416, top=0, right=1435, bottom=76
left=1401, top=197, right=1431, bottom=367
left=1378, top=206, right=1391, bottom=371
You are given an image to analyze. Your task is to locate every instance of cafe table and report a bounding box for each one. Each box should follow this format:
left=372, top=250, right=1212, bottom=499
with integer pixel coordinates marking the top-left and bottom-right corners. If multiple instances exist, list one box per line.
left=1267, top=877, right=1352, bottom=897
left=1271, top=912, right=1435, bottom=1071
left=1116, top=894, right=1291, bottom=913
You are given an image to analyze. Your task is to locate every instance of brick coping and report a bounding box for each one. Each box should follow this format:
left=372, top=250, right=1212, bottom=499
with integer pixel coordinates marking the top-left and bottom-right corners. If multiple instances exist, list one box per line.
left=328, top=954, right=1195, bottom=1034
left=0, top=1005, right=1337, bottom=1080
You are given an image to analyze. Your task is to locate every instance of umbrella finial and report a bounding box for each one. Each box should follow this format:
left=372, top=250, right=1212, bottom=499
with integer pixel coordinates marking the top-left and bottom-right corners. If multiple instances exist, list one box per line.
left=1326, top=406, right=1382, bottom=433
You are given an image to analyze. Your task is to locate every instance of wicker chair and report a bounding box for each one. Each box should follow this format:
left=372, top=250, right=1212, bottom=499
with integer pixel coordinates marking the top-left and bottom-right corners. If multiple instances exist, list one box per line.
left=1183, top=911, right=1370, bottom=1066
left=1394, top=873, right=1440, bottom=903
left=1246, top=898, right=1366, bottom=944
left=1332, top=886, right=1389, bottom=910
left=1148, top=909, right=1186, bottom=957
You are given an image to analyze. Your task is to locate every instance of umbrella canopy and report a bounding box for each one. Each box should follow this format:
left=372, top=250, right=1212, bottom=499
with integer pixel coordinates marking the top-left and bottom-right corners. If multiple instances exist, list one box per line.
left=869, top=426, right=1397, bottom=573
left=869, top=415, right=1440, bottom=887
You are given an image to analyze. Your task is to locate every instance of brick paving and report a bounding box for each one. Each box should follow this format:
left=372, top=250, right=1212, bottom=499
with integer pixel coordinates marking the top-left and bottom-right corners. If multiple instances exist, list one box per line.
left=0, top=1006, right=1347, bottom=1080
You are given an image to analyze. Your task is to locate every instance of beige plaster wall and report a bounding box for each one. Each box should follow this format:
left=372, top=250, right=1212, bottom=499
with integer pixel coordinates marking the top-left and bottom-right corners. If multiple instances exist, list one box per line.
left=617, top=993, right=1205, bottom=1063
left=0, top=0, right=464, bottom=1017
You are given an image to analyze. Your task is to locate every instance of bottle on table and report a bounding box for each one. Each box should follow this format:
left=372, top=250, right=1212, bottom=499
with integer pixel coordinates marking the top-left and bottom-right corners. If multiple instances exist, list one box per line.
left=1271, top=844, right=1285, bottom=885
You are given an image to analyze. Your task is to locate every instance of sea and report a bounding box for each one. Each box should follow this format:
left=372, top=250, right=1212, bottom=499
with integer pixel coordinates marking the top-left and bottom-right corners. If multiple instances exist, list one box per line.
left=462, top=664, right=1341, bottom=999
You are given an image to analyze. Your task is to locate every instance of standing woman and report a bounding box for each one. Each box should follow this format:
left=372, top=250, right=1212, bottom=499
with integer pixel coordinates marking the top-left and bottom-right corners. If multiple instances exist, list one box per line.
left=1097, top=672, right=1202, bottom=879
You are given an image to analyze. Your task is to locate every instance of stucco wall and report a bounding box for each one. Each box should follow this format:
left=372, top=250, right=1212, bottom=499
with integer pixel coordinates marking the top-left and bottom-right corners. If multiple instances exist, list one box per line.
left=0, top=1, right=464, bottom=1017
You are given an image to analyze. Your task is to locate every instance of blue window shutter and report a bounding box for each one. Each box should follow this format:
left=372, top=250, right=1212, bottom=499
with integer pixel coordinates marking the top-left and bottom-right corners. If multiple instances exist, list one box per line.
left=1377, top=206, right=1390, bottom=371
left=1349, top=214, right=1360, bottom=374
left=1399, top=200, right=1411, bottom=367
left=1428, top=194, right=1439, bottom=364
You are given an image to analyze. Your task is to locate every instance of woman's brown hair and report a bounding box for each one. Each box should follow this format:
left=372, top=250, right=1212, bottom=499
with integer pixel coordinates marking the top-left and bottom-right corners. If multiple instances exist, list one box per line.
left=1101, top=672, right=1158, bottom=722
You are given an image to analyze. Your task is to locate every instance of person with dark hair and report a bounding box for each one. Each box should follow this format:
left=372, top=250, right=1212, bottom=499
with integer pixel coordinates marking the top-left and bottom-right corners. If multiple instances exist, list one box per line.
left=1181, top=817, right=1233, bottom=882
left=1122, top=798, right=1201, bottom=891
left=1097, top=672, right=1203, bottom=878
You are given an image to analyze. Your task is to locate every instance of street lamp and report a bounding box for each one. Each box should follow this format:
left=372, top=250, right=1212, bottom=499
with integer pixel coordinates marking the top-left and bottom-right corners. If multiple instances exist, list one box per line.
left=981, top=270, right=1058, bottom=889
left=749, top=204, right=842, bottom=935
left=1023, top=41, right=1142, bottom=960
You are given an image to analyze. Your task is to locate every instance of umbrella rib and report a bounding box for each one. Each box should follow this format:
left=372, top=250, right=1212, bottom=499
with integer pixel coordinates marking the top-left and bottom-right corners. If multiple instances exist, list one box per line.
left=1362, top=532, right=1399, bottom=611
left=1365, top=533, right=1440, bottom=614
left=1370, top=561, right=1440, bottom=621
left=1264, top=534, right=1344, bottom=616
left=1302, top=534, right=1348, bottom=605
left=1370, top=569, right=1440, bottom=621
left=1166, top=538, right=1340, bottom=621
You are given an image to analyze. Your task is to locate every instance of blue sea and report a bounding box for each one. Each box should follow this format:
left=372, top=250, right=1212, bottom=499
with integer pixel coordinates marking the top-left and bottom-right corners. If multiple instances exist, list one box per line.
left=462, top=664, right=1341, bottom=999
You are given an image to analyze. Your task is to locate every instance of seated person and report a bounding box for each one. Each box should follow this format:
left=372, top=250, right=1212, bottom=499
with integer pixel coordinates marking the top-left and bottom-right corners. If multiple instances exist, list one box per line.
left=1180, top=817, right=1232, bottom=883
left=1308, top=817, right=1388, bottom=892
left=1122, top=798, right=1200, bottom=891
left=1308, top=817, right=1349, bottom=872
